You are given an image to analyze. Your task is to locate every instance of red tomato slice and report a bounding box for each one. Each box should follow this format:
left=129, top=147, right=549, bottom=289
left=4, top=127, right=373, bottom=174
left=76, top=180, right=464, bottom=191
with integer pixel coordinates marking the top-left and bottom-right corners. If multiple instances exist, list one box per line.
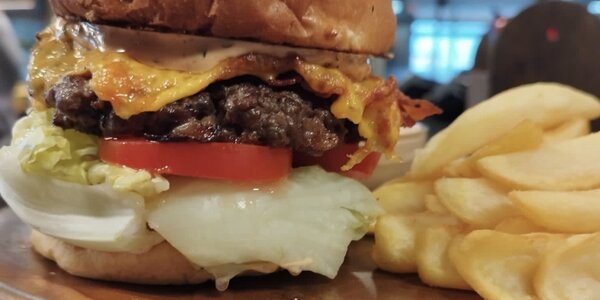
left=293, top=144, right=381, bottom=180
left=99, top=140, right=292, bottom=182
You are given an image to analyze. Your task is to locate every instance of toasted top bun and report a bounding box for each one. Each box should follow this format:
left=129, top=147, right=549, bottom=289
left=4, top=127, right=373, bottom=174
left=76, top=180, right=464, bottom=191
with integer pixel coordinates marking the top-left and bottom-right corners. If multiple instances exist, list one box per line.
left=31, top=231, right=279, bottom=286
left=49, top=0, right=396, bottom=55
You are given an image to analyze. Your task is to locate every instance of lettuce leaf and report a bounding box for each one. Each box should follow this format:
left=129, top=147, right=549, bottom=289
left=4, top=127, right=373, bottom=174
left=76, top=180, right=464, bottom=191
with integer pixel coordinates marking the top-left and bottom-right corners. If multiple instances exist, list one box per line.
left=147, top=166, right=382, bottom=290
left=0, top=146, right=164, bottom=252
left=10, top=110, right=168, bottom=196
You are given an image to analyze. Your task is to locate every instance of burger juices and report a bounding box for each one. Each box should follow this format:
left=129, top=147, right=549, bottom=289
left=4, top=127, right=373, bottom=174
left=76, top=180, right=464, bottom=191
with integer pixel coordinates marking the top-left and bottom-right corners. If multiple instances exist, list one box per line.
left=0, top=0, right=439, bottom=290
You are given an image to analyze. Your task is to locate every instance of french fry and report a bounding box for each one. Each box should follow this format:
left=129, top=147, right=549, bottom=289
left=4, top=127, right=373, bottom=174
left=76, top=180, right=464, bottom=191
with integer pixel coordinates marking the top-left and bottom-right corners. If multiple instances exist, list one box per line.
left=535, top=234, right=597, bottom=300
left=372, top=215, right=418, bottom=273
left=377, top=176, right=410, bottom=187
left=435, top=178, right=517, bottom=228
left=373, top=181, right=432, bottom=214
left=441, top=120, right=544, bottom=179
left=442, top=157, right=478, bottom=178
left=409, top=83, right=600, bottom=179
left=478, top=133, right=600, bottom=191
left=544, top=118, right=590, bottom=143
left=372, top=213, right=459, bottom=273
left=415, top=225, right=470, bottom=290
left=494, top=216, right=548, bottom=234
left=423, top=194, right=448, bottom=214
left=470, top=120, right=544, bottom=161
left=448, top=230, right=565, bottom=300
left=510, top=189, right=600, bottom=233
left=372, top=83, right=600, bottom=298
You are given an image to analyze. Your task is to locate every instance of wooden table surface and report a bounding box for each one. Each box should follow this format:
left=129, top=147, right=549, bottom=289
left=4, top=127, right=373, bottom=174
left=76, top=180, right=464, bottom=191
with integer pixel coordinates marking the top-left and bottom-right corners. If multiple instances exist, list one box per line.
left=0, top=208, right=481, bottom=300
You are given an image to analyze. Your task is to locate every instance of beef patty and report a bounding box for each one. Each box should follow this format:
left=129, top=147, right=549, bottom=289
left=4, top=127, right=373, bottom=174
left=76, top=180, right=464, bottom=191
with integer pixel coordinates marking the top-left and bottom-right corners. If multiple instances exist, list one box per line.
left=45, top=74, right=359, bottom=156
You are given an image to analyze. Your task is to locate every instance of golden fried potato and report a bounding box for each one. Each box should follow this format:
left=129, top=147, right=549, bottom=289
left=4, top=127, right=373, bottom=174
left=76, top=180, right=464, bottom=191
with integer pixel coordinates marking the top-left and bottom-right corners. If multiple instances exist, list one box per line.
left=449, top=230, right=565, bottom=300
left=544, top=118, right=590, bottom=143
left=372, top=215, right=418, bottom=273
left=372, top=212, right=459, bottom=273
left=377, top=176, right=410, bottom=187
left=470, top=120, right=544, bottom=160
left=511, top=189, right=600, bottom=233
left=494, top=216, right=548, bottom=234
left=435, top=178, right=517, bottom=228
left=416, top=225, right=470, bottom=290
left=441, top=121, right=545, bottom=179
left=409, top=83, right=600, bottom=179
left=478, top=133, right=600, bottom=191
left=535, top=234, right=598, bottom=300
left=423, top=194, right=448, bottom=214
left=373, top=181, right=433, bottom=214
left=442, top=157, right=479, bottom=178
left=372, top=83, right=600, bottom=298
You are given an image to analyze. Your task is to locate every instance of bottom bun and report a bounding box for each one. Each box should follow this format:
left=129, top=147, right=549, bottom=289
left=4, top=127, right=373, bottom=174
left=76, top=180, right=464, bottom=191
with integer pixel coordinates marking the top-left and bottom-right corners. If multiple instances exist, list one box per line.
left=31, top=230, right=277, bottom=285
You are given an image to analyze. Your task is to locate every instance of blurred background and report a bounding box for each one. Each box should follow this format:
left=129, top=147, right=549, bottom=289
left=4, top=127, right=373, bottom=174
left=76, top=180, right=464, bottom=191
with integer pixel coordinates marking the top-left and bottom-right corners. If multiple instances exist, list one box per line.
left=1, top=0, right=600, bottom=197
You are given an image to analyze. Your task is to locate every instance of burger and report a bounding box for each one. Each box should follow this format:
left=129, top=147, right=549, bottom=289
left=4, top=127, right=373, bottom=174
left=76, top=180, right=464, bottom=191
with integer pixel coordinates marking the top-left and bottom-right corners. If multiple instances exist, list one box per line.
left=0, top=0, right=440, bottom=290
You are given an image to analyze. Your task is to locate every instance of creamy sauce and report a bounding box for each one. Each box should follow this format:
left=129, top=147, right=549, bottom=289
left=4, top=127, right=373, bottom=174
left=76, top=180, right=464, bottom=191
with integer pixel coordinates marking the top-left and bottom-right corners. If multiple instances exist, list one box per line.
left=53, top=19, right=371, bottom=81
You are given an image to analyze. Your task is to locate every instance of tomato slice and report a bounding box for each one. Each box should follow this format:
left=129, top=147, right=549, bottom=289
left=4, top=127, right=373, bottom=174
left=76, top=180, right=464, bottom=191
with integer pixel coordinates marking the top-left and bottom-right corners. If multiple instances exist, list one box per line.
left=293, top=144, right=381, bottom=180
left=99, top=140, right=292, bottom=182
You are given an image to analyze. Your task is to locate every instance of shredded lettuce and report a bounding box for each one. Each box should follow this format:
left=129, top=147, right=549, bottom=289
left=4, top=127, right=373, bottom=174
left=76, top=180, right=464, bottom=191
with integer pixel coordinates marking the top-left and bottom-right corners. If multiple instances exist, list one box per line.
left=10, top=110, right=168, bottom=196
left=11, top=109, right=97, bottom=184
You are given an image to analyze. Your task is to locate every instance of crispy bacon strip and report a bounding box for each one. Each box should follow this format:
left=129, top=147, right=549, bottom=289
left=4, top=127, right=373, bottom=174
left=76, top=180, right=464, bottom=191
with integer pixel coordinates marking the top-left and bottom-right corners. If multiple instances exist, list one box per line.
left=340, top=76, right=442, bottom=170
left=397, top=91, right=443, bottom=127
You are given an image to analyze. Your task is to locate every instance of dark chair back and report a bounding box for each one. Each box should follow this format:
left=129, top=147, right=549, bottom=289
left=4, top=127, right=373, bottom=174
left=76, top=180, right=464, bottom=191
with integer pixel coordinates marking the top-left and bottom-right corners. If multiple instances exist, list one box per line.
left=491, top=1, right=600, bottom=130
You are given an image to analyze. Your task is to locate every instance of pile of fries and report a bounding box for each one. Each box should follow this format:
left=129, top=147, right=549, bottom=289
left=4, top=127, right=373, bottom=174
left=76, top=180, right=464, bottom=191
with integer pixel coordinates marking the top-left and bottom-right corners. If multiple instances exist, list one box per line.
left=372, top=83, right=600, bottom=299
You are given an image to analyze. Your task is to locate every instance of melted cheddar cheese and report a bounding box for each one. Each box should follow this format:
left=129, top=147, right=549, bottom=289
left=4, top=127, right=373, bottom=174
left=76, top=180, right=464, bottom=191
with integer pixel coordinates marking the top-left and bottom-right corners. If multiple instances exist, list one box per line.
left=29, top=27, right=416, bottom=169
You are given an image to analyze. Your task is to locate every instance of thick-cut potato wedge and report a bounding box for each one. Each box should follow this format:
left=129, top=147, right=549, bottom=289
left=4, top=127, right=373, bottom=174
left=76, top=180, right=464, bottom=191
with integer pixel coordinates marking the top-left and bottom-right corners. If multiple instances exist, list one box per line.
left=478, top=133, right=600, bottom=191
left=442, top=157, right=479, bottom=178
left=510, top=189, right=600, bottom=233
left=494, top=216, right=548, bottom=234
left=377, top=176, right=410, bottom=188
left=535, top=234, right=598, bottom=300
left=416, top=225, right=470, bottom=290
left=372, top=215, right=419, bottom=273
left=435, top=178, right=517, bottom=228
left=544, top=118, right=590, bottom=143
left=373, top=181, right=433, bottom=214
left=409, top=83, right=600, bottom=179
left=442, top=121, right=544, bottom=178
left=372, top=213, right=459, bottom=273
left=449, top=230, right=565, bottom=300
left=424, top=194, right=448, bottom=214
left=470, top=120, right=544, bottom=161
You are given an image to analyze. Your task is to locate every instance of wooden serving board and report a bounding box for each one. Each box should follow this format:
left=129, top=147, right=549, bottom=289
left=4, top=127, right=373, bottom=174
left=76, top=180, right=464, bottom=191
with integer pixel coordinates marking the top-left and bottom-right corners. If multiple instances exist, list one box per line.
left=0, top=208, right=481, bottom=300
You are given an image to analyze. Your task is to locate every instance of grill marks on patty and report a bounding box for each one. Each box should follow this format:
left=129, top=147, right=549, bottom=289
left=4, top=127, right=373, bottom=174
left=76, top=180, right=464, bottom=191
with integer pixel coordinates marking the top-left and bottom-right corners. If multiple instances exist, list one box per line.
left=45, top=74, right=359, bottom=156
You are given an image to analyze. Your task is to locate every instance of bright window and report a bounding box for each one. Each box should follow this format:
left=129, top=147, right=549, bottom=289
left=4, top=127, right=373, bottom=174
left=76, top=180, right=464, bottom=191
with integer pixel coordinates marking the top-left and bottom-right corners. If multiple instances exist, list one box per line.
left=409, top=20, right=488, bottom=83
